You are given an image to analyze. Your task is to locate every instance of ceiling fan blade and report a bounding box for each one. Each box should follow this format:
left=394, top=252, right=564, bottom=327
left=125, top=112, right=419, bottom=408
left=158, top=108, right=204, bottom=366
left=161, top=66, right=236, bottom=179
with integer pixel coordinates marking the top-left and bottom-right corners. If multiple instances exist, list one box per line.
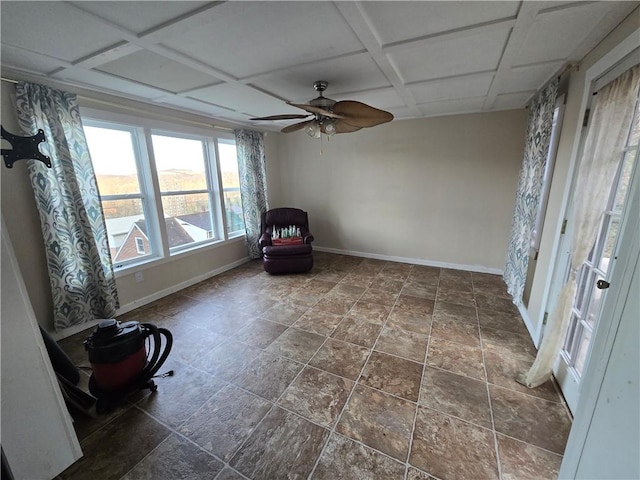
left=287, top=102, right=346, bottom=119
left=333, top=120, right=362, bottom=134
left=250, top=114, right=311, bottom=121
left=281, top=120, right=314, bottom=133
left=332, top=101, right=394, bottom=128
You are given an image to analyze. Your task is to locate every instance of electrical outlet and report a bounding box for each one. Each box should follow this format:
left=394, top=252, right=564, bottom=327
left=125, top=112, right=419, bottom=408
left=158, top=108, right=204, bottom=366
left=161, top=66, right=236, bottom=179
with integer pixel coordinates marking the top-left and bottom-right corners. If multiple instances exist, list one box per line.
left=134, top=271, right=144, bottom=283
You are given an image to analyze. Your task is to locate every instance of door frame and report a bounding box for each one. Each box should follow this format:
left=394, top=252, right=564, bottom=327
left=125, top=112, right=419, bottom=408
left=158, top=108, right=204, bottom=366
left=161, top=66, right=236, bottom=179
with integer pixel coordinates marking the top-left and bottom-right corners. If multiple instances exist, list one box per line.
left=558, top=146, right=639, bottom=477
left=534, top=30, right=640, bottom=411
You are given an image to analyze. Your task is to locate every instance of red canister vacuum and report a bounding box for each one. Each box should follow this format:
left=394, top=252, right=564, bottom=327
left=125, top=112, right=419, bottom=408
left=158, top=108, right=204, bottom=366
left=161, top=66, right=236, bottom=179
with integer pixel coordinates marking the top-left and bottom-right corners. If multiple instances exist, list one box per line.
left=84, top=319, right=173, bottom=413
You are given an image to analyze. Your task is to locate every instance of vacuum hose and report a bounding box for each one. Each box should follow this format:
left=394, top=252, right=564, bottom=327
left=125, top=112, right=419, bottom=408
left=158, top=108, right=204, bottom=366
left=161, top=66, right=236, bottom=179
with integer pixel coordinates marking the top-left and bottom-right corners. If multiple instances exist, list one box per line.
left=140, top=323, right=173, bottom=382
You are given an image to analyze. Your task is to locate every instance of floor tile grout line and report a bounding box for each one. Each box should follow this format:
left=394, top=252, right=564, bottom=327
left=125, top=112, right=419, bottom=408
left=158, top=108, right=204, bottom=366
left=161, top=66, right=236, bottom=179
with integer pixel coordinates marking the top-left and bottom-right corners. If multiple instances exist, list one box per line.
left=223, top=265, right=373, bottom=480
left=118, top=403, right=228, bottom=479
left=404, top=265, right=437, bottom=480
left=307, top=266, right=409, bottom=479
left=491, top=430, right=567, bottom=457
left=472, top=273, right=503, bottom=480
left=305, top=273, right=384, bottom=479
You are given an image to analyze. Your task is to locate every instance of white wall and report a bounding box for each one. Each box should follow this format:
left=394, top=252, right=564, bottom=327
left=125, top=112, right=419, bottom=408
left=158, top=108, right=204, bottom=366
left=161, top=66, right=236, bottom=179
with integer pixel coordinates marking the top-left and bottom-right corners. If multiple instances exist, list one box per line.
left=270, top=110, right=527, bottom=273
left=0, top=81, right=250, bottom=334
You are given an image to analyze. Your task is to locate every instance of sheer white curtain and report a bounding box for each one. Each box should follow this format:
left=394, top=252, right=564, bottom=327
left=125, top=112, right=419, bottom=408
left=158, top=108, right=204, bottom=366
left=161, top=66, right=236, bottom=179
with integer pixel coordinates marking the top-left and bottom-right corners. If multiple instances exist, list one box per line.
left=518, top=65, right=640, bottom=388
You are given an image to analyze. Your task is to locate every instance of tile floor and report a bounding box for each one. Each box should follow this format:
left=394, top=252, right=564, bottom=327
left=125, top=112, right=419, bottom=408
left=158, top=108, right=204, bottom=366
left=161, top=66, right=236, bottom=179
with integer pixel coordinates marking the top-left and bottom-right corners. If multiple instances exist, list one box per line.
left=57, top=252, right=572, bottom=480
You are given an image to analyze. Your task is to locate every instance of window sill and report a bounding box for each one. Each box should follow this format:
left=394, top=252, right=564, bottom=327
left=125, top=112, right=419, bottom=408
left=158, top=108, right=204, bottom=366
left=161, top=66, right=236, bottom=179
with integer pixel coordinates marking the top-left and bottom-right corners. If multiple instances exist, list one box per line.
left=113, top=235, right=246, bottom=278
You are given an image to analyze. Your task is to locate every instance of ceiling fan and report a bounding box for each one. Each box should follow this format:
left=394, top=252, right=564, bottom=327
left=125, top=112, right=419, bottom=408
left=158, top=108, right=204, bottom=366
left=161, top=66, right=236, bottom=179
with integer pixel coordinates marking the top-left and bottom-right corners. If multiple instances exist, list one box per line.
left=250, top=81, right=394, bottom=137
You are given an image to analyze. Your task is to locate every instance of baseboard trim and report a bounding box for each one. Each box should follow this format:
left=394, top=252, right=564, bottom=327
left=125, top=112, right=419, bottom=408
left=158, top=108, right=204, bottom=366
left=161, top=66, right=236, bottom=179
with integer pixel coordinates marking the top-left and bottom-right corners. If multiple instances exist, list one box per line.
left=313, top=246, right=504, bottom=275
left=51, top=256, right=251, bottom=341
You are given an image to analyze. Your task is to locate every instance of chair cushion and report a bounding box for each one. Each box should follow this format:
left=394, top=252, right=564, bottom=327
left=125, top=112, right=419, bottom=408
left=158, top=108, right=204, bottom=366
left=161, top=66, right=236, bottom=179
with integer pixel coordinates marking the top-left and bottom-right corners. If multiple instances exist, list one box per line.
left=263, top=244, right=312, bottom=257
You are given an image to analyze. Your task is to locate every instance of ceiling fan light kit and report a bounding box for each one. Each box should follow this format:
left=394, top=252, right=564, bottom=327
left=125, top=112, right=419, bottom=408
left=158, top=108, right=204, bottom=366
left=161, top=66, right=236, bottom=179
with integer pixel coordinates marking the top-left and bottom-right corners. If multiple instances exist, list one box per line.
left=250, top=81, right=393, bottom=139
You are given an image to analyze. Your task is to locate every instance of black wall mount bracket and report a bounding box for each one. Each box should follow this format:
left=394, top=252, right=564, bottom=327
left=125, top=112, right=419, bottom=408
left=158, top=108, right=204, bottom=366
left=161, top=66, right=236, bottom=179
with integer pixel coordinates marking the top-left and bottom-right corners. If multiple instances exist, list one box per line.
left=1, top=126, right=51, bottom=168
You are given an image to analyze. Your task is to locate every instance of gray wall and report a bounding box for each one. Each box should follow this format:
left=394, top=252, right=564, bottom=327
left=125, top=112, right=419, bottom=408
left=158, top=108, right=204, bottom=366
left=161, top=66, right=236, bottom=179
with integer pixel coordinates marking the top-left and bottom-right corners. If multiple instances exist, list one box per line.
left=268, top=110, right=527, bottom=272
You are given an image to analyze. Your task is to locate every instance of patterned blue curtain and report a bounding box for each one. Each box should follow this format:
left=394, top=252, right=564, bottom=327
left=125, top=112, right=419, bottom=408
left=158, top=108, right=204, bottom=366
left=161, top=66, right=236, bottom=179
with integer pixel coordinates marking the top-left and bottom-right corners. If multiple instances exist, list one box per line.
left=234, top=129, right=269, bottom=259
left=504, top=78, right=559, bottom=303
left=15, top=82, right=119, bottom=331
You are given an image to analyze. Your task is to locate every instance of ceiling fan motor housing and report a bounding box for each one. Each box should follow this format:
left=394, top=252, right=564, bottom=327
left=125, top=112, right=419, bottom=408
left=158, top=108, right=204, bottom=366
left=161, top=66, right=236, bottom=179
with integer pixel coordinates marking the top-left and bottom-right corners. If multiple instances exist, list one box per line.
left=310, top=80, right=336, bottom=110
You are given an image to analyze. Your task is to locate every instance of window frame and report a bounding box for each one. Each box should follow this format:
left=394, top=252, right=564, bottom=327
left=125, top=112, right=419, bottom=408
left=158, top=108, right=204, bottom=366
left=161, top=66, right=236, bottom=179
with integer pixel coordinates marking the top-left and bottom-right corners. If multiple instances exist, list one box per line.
left=217, top=138, right=245, bottom=238
left=81, top=107, right=244, bottom=275
left=149, top=129, right=224, bottom=254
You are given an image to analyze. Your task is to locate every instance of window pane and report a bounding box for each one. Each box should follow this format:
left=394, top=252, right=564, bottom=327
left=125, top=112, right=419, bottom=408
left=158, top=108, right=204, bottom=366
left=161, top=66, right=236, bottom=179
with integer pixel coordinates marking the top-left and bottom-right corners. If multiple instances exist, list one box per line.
left=152, top=134, right=207, bottom=192
left=585, top=276, right=605, bottom=328
left=84, top=126, right=141, bottom=195
left=161, top=193, right=213, bottom=249
left=574, top=266, right=591, bottom=314
left=613, top=149, right=636, bottom=214
left=574, top=327, right=592, bottom=377
left=219, top=142, right=245, bottom=234
left=599, top=216, right=619, bottom=272
left=563, top=312, right=580, bottom=355
left=627, top=97, right=640, bottom=147
left=102, top=199, right=152, bottom=264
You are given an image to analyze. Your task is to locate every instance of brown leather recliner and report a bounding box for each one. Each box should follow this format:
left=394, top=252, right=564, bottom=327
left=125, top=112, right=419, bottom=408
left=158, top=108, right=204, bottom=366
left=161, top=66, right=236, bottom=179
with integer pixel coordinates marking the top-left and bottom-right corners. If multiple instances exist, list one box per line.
left=259, top=208, right=314, bottom=274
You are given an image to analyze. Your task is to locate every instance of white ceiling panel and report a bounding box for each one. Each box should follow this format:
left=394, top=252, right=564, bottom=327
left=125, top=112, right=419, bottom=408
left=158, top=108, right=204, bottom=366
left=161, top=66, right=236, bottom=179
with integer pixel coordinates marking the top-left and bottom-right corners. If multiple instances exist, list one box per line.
left=492, top=92, right=536, bottom=110
left=361, top=1, right=520, bottom=46
left=187, top=83, right=299, bottom=117
left=388, top=27, right=511, bottom=83
left=163, top=2, right=364, bottom=79
left=332, top=88, right=406, bottom=111
left=1, top=46, right=64, bottom=75
left=1, top=1, right=635, bottom=127
left=0, top=1, right=124, bottom=62
left=54, top=69, right=168, bottom=100
left=154, top=95, right=236, bottom=118
left=501, top=62, right=565, bottom=94
left=516, top=2, right=628, bottom=65
left=418, top=97, right=486, bottom=117
left=68, top=1, right=209, bottom=35
left=251, top=53, right=391, bottom=102
left=409, top=74, right=494, bottom=104
left=98, top=51, right=219, bottom=93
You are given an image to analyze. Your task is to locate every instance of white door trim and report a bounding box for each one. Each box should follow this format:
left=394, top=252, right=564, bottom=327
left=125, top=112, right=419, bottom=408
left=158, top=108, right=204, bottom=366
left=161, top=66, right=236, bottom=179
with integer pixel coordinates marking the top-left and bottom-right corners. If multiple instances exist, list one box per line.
left=559, top=162, right=639, bottom=477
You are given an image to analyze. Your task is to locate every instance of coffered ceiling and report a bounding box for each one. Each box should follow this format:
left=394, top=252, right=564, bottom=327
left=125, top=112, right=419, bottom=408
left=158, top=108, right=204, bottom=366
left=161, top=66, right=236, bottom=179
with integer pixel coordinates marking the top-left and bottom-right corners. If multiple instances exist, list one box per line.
left=1, top=1, right=637, bottom=130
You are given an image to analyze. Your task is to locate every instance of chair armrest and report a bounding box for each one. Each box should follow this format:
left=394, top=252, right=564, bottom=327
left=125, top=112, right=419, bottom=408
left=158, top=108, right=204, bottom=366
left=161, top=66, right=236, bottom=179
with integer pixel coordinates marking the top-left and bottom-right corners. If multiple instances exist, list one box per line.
left=259, top=233, right=272, bottom=249
left=303, top=233, right=314, bottom=244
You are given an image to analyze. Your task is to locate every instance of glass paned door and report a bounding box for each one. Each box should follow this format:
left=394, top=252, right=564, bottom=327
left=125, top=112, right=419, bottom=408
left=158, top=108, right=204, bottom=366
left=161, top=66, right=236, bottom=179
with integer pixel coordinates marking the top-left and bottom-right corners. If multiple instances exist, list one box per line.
left=557, top=89, right=640, bottom=411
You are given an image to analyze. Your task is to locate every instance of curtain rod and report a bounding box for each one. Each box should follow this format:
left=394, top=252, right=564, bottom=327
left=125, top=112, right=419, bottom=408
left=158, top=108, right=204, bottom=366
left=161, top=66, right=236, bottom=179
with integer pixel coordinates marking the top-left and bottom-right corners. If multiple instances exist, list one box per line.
left=1, top=76, right=235, bottom=132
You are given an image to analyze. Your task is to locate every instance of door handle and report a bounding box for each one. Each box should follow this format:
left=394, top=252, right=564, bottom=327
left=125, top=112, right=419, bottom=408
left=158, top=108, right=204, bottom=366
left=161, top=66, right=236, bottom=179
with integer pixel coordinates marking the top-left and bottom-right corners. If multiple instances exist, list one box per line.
left=596, top=280, right=610, bottom=290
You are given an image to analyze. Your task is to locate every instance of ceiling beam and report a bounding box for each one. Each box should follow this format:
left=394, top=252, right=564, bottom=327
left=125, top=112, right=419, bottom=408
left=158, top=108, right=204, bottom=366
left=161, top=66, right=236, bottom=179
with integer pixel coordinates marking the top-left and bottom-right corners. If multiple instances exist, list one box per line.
left=334, top=1, right=422, bottom=118
left=382, top=17, right=516, bottom=54
left=482, top=2, right=543, bottom=111
left=57, top=1, right=289, bottom=110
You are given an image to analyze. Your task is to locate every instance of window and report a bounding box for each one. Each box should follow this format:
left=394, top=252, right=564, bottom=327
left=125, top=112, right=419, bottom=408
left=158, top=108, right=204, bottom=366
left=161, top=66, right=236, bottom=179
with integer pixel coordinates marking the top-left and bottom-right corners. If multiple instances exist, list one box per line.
left=82, top=111, right=244, bottom=270
left=151, top=133, right=216, bottom=251
left=218, top=141, right=245, bottom=236
left=84, top=124, right=154, bottom=266
left=135, top=237, right=145, bottom=254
